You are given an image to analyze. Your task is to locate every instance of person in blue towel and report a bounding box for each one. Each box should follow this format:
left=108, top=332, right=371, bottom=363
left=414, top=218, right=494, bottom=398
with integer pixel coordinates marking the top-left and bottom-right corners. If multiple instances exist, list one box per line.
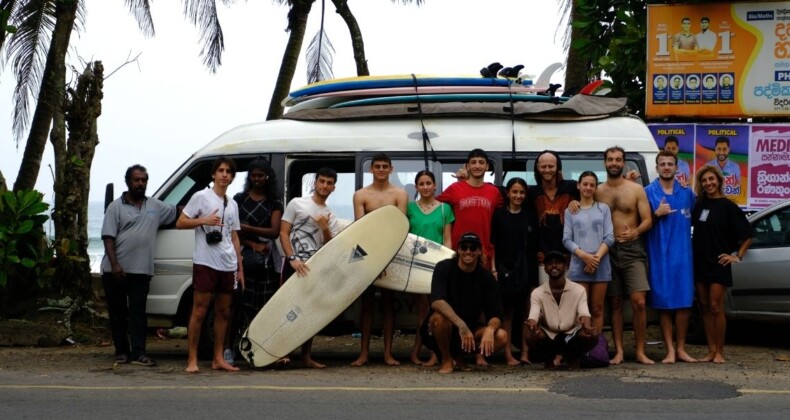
left=645, top=151, right=698, bottom=364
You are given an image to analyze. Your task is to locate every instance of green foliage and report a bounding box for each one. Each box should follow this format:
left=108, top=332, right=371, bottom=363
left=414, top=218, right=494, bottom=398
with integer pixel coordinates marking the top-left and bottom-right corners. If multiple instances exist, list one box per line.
left=1, top=7, right=17, bottom=35
left=571, top=0, right=648, bottom=118
left=0, top=189, right=55, bottom=288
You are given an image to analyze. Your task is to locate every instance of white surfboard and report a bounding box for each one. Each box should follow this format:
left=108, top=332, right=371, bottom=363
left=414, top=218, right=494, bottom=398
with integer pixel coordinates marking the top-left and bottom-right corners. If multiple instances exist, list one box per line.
left=238, top=205, right=408, bottom=368
left=337, top=219, right=455, bottom=295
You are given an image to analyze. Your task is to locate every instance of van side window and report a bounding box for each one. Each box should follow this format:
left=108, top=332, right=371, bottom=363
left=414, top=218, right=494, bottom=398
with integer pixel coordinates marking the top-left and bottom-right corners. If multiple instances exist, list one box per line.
left=439, top=161, right=496, bottom=192
left=362, top=159, right=433, bottom=202
left=524, top=157, right=646, bottom=186
left=751, top=207, right=790, bottom=248
left=287, top=158, right=355, bottom=221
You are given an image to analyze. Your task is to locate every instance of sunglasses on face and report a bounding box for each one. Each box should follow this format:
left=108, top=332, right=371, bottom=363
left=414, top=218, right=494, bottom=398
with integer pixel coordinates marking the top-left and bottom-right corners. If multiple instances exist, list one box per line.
left=459, top=244, right=480, bottom=252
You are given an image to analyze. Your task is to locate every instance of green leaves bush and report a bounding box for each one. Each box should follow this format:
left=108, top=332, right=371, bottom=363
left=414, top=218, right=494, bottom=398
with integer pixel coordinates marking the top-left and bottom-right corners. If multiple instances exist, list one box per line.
left=0, top=189, right=55, bottom=288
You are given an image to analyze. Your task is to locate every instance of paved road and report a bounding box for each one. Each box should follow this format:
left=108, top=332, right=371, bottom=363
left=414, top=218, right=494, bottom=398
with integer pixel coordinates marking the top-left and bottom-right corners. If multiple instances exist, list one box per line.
left=1, top=325, right=789, bottom=419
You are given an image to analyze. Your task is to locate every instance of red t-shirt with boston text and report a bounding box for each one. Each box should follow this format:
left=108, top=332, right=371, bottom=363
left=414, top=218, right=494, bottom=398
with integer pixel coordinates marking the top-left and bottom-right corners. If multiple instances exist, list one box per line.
left=437, top=181, right=504, bottom=268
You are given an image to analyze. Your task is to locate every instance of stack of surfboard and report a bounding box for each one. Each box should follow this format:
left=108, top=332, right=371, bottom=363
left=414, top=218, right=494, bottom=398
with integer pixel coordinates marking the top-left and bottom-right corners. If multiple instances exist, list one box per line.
left=281, top=64, right=626, bottom=121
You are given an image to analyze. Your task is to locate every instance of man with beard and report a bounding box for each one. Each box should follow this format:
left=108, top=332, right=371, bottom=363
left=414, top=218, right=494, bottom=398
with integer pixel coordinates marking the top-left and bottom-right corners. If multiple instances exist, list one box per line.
left=420, top=232, right=508, bottom=374
left=645, top=152, right=697, bottom=364
left=101, top=164, right=177, bottom=367
left=595, top=146, right=654, bottom=365
left=705, top=136, right=741, bottom=185
left=663, top=136, right=691, bottom=186
left=528, top=150, right=580, bottom=284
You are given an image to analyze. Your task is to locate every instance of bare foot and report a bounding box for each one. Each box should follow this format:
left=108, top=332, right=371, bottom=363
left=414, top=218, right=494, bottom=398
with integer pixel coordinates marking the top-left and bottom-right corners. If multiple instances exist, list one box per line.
left=661, top=351, right=676, bottom=364
left=422, top=354, right=438, bottom=367
left=212, top=359, right=240, bottom=372
left=185, top=363, right=200, bottom=373
left=304, top=358, right=326, bottom=369
left=410, top=353, right=423, bottom=365
left=712, top=353, right=725, bottom=364
left=505, top=356, right=521, bottom=366
left=635, top=353, right=656, bottom=365
left=438, top=362, right=454, bottom=374
left=350, top=355, right=368, bottom=367
left=609, top=352, right=624, bottom=365
left=700, top=351, right=716, bottom=362
left=676, top=350, right=698, bottom=363
left=519, top=356, right=532, bottom=365
left=384, top=354, right=401, bottom=367
left=475, top=353, right=489, bottom=367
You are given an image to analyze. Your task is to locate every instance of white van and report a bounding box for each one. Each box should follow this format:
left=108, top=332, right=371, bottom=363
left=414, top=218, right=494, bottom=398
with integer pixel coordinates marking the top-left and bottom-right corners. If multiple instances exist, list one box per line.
left=134, top=105, right=659, bottom=355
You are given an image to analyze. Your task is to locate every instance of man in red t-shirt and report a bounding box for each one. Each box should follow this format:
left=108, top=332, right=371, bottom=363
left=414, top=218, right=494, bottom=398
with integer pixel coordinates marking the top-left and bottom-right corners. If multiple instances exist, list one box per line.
left=437, top=149, right=504, bottom=270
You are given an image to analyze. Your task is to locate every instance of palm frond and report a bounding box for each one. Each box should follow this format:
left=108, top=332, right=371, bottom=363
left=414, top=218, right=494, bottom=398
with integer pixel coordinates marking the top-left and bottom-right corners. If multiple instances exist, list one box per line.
left=124, top=0, right=155, bottom=37
left=6, top=0, right=55, bottom=142
left=391, top=0, right=425, bottom=5
left=183, top=0, right=224, bottom=73
left=306, top=28, right=334, bottom=83
left=556, top=0, right=572, bottom=52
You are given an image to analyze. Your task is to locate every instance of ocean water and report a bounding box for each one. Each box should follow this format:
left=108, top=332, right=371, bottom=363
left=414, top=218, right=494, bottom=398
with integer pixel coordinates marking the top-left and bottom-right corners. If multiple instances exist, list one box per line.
left=87, top=201, right=105, bottom=272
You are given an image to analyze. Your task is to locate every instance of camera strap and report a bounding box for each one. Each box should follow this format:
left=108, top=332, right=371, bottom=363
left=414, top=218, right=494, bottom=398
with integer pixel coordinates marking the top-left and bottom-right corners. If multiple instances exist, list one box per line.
left=201, top=194, right=228, bottom=237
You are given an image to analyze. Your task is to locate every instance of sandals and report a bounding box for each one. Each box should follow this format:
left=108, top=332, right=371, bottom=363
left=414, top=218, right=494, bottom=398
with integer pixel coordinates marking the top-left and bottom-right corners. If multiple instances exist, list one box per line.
left=114, top=354, right=129, bottom=364
left=131, top=355, right=157, bottom=367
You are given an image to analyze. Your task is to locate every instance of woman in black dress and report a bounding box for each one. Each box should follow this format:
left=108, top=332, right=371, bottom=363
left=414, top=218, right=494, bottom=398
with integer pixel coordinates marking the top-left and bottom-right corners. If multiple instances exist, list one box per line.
left=692, top=165, right=753, bottom=364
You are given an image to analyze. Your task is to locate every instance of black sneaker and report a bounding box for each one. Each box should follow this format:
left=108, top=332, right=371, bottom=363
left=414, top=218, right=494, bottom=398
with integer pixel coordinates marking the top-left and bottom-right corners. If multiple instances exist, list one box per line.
left=131, top=355, right=157, bottom=367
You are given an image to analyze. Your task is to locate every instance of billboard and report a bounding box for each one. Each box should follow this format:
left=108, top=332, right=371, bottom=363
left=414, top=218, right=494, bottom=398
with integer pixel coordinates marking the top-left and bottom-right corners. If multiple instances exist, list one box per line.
left=648, top=123, right=789, bottom=209
left=647, top=2, right=790, bottom=118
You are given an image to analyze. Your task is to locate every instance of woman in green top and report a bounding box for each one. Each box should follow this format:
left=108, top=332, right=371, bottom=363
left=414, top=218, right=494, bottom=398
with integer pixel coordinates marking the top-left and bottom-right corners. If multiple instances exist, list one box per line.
left=406, top=170, right=454, bottom=366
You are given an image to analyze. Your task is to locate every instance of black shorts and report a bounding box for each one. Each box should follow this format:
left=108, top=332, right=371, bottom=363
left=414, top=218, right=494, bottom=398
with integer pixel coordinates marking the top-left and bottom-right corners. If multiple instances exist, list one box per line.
left=419, top=315, right=481, bottom=360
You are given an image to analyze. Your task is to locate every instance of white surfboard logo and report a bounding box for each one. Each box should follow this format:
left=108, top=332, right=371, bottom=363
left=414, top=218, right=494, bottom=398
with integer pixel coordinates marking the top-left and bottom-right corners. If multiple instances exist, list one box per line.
left=348, top=245, right=368, bottom=262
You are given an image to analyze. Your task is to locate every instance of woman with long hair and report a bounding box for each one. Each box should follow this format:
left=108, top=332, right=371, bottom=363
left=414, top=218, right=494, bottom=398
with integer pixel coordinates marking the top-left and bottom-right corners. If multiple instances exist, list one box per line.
left=562, top=171, right=614, bottom=334
left=226, top=158, right=284, bottom=364
left=406, top=170, right=454, bottom=366
left=692, top=165, right=753, bottom=364
left=491, top=177, right=534, bottom=365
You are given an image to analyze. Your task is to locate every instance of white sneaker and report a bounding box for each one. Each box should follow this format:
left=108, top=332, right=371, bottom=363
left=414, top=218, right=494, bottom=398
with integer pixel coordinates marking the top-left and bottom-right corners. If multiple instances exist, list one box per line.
left=223, top=348, right=235, bottom=365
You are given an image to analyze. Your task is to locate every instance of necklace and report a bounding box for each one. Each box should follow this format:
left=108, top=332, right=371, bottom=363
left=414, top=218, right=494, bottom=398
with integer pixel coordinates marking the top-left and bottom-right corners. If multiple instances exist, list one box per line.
left=417, top=199, right=437, bottom=212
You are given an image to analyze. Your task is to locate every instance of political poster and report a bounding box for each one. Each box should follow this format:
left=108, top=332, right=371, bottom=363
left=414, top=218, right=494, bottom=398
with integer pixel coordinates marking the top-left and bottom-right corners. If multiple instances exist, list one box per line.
left=749, top=126, right=790, bottom=207
left=648, top=124, right=695, bottom=186
left=647, top=2, right=790, bottom=118
left=695, top=125, right=750, bottom=206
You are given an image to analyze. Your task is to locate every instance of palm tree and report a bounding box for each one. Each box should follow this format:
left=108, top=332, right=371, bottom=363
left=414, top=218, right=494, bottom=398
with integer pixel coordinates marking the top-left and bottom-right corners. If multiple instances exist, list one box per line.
left=558, top=0, right=591, bottom=93
left=2, top=0, right=155, bottom=192
left=182, top=0, right=424, bottom=120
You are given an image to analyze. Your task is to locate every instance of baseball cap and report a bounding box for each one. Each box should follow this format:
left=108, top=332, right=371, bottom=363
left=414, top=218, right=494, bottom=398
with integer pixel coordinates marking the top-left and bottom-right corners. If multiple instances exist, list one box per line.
left=458, top=232, right=482, bottom=246
left=544, top=250, right=567, bottom=263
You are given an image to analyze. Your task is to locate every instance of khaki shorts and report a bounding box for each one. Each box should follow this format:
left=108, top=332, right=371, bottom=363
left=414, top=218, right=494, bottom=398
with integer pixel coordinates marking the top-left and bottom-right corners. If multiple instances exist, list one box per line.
left=606, top=240, right=650, bottom=297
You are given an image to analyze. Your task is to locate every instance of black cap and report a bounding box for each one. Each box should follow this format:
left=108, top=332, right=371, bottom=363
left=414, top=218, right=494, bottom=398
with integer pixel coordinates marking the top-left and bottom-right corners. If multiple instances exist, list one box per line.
left=544, top=250, right=567, bottom=263
left=458, top=232, right=482, bottom=246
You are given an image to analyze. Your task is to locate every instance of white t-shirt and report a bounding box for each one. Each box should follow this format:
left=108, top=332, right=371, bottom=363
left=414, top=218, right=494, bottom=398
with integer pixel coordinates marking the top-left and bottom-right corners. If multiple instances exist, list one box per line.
left=281, top=196, right=340, bottom=261
left=182, top=188, right=240, bottom=272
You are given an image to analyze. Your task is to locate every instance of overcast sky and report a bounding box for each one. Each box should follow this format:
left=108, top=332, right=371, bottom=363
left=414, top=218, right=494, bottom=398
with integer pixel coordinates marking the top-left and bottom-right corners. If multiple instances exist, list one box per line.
left=0, top=0, right=568, bottom=202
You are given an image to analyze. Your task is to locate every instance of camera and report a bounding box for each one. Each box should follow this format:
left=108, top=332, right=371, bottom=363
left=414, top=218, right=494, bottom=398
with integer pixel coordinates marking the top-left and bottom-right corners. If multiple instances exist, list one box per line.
left=205, top=230, right=223, bottom=245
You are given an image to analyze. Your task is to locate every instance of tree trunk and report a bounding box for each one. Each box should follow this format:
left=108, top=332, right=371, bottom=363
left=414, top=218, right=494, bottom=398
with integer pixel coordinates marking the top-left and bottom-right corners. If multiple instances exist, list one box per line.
left=13, top=0, right=79, bottom=192
left=266, top=0, right=315, bottom=121
left=51, top=61, right=104, bottom=300
left=563, top=0, right=589, bottom=94
left=332, top=0, right=369, bottom=76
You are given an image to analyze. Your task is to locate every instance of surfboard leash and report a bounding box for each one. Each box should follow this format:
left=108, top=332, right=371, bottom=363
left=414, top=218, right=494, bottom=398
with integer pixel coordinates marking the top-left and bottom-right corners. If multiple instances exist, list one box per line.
left=410, top=74, right=437, bottom=171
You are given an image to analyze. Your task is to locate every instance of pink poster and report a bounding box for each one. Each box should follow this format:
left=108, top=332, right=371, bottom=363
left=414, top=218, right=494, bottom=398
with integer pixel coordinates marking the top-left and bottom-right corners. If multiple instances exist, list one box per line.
left=749, top=125, right=790, bottom=208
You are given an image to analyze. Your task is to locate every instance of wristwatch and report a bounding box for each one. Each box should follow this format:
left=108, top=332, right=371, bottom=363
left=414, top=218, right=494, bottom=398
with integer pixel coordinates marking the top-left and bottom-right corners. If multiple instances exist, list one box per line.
left=287, top=255, right=297, bottom=261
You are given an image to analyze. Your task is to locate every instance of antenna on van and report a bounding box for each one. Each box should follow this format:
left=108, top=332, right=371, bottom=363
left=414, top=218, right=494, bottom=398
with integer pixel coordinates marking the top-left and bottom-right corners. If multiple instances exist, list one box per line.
left=410, top=74, right=438, bottom=170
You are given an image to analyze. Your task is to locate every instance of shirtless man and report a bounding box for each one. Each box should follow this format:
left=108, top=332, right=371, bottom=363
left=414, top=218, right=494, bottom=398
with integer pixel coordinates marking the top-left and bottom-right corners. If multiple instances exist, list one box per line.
left=351, top=153, right=408, bottom=367
left=595, top=146, right=654, bottom=365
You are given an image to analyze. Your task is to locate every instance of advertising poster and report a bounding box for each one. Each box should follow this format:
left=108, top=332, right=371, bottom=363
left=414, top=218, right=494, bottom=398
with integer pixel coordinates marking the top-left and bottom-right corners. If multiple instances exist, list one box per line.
left=647, top=2, right=790, bottom=118
left=695, top=125, right=750, bottom=205
left=749, top=126, right=790, bottom=207
left=648, top=124, right=696, bottom=186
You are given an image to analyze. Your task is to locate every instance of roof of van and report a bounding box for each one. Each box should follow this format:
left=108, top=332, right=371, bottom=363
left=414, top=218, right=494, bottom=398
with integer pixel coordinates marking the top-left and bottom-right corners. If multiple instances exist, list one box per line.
left=194, top=113, right=658, bottom=157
